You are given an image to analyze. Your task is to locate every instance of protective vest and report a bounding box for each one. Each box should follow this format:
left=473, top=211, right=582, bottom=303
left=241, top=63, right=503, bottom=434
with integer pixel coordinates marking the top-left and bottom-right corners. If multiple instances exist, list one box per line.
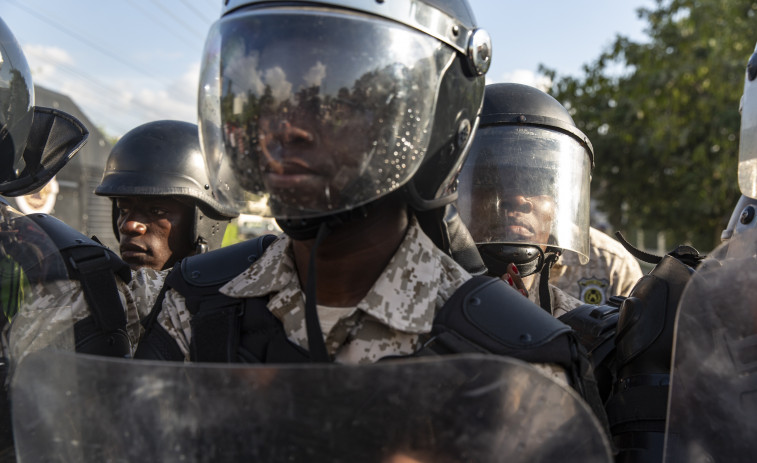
left=559, top=240, right=703, bottom=463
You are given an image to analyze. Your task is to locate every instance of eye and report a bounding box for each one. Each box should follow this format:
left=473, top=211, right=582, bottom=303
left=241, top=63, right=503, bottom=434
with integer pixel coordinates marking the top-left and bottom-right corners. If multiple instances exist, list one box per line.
left=150, top=207, right=168, bottom=216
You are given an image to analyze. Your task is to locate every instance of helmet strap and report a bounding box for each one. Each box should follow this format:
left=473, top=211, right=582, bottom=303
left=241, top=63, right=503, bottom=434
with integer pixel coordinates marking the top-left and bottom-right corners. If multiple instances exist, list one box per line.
left=303, top=221, right=332, bottom=362
left=537, top=248, right=561, bottom=315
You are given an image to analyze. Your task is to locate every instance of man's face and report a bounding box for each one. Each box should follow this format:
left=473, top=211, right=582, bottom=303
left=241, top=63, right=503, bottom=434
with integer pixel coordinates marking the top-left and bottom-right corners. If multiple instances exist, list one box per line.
left=256, top=100, right=375, bottom=213
left=497, top=192, right=556, bottom=245
left=115, top=196, right=195, bottom=270
left=466, top=181, right=556, bottom=247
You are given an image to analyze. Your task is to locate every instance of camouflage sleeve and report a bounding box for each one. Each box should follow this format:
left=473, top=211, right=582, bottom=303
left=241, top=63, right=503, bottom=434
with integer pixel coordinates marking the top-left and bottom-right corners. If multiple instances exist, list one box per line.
left=549, top=285, right=584, bottom=318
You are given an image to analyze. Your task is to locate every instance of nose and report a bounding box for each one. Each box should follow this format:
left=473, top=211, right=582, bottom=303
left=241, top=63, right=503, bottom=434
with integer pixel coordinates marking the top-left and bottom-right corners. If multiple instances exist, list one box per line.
left=501, top=195, right=534, bottom=214
left=119, top=216, right=147, bottom=236
left=273, top=120, right=314, bottom=146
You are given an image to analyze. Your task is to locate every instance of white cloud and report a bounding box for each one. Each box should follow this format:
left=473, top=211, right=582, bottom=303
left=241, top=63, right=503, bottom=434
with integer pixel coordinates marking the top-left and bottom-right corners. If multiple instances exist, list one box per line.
left=303, top=61, right=327, bottom=88
left=489, top=69, right=552, bottom=92
left=22, top=44, right=73, bottom=82
left=264, top=66, right=292, bottom=103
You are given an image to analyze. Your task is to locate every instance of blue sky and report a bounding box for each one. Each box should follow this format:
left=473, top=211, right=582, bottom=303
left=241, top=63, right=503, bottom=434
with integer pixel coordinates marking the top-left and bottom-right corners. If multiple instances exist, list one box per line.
left=1, top=0, right=654, bottom=138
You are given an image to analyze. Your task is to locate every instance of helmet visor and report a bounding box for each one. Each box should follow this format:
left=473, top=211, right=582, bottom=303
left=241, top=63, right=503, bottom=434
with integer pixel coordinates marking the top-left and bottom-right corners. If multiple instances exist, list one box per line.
left=199, top=7, right=452, bottom=219
left=457, top=125, right=591, bottom=264
left=0, top=17, right=34, bottom=181
left=739, top=47, right=757, bottom=199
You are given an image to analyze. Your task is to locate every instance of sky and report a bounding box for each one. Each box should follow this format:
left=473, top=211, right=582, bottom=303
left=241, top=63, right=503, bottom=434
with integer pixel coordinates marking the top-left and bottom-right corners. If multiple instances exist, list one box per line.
left=1, top=0, right=655, bottom=139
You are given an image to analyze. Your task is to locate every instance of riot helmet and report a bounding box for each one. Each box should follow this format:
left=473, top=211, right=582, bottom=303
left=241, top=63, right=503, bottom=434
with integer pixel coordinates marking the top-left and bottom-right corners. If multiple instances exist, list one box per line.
left=739, top=42, right=757, bottom=199
left=198, top=0, right=491, bottom=224
left=0, top=17, right=87, bottom=197
left=94, top=120, right=239, bottom=254
left=457, top=83, right=593, bottom=277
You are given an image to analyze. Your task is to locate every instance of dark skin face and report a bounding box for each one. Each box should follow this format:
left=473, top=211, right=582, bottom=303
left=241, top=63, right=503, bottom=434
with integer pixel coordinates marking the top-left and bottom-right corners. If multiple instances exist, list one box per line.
left=498, top=193, right=556, bottom=244
left=115, top=196, right=195, bottom=271
left=257, top=101, right=375, bottom=212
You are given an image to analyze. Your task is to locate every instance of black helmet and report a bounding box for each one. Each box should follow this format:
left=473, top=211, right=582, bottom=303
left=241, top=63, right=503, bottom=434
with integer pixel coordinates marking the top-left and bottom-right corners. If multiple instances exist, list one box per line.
left=0, top=17, right=88, bottom=196
left=739, top=42, right=757, bottom=199
left=198, top=0, right=491, bottom=222
left=456, top=83, right=594, bottom=277
left=95, top=120, right=239, bottom=253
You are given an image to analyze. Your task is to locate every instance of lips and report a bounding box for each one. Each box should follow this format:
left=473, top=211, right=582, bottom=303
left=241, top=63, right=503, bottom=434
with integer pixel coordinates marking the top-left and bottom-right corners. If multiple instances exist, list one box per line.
left=278, top=159, right=316, bottom=175
left=504, top=215, right=535, bottom=238
left=120, top=242, right=149, bottom=260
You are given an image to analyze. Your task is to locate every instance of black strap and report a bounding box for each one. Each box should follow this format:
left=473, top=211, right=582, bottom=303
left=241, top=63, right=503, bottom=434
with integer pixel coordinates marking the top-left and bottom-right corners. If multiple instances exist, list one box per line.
left=66, top=245, right=128, bottom=333
left=133, top=283, right=184, bottom=361
left=537, top=250, right=559, bottom=315
left=615, top=231, right=662, bottom=265
left=303, top=223, right=331, bottom=362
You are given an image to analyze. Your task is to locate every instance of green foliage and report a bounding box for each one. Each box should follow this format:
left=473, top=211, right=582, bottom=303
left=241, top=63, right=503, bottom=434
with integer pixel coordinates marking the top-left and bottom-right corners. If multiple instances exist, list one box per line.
left=542, top=0, right=756, bottom=251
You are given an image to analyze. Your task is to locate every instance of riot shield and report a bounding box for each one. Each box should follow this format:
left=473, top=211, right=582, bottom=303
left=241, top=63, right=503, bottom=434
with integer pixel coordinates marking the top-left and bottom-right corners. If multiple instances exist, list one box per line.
left=0, top=209, right=78, bottom=368
left=664, top=227, right=757, bottom=462
left=0, top=202, right=75, bottom=459
left=12, top=352, right=613, bottom=463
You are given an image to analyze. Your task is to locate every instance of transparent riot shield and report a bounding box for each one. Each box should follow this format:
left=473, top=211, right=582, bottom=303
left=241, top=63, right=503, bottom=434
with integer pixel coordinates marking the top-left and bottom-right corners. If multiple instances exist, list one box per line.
left=0, top=202, right=76, bottom=459
left=12, top=352, right=613, bottom=463
left=0, top=209, right=78, bottom=368
left=664, top=227, right=757, bottom=462
left=0, top=204, right=77, bottom=361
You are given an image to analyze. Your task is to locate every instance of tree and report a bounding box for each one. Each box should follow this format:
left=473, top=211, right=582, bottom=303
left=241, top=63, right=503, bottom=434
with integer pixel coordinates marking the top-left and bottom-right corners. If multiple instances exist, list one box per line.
left=542, top=0, right=756, bottom=251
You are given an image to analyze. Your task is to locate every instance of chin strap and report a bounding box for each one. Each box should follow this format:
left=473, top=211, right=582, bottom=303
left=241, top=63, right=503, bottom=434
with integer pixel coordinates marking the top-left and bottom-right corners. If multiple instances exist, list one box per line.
left=303, top=221, right=333, bottom=362
left=537, top=249, right=561, bottom=315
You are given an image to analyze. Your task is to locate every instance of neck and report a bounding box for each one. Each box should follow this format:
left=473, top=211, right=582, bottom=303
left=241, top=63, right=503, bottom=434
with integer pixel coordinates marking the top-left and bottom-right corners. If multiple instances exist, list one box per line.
left=291, top=198, right=409, bottom=307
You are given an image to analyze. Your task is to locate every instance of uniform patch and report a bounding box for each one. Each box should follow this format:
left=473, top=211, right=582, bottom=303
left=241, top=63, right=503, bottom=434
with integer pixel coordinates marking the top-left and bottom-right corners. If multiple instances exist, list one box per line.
left=577, top=277, right=610, bottom=305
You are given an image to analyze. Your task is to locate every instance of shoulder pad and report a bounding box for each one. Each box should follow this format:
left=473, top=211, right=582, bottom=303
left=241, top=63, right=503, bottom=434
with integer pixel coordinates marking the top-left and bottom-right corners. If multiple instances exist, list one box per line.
left=27, top=213, right=105, bottom=252
left=432, top=276, right=572, bottom=362
left=178, top=234, right=277, bottom=287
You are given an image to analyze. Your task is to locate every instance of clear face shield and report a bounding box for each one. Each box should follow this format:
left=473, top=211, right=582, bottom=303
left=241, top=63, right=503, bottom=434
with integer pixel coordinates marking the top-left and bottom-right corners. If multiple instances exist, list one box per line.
left=457, top=125, right=592, bottom=265
left=199, top=6, right=455, bottom=219
left=739, top=44, right=757, bottom=200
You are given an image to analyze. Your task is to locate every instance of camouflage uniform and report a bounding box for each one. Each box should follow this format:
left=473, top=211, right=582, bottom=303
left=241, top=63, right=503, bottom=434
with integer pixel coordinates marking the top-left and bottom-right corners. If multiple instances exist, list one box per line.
left=156, top=217, right=471, bottom=364
left=154, top=216, right=570, bottom=383
left=551, top=227, right=643, bottom=305
left=8, top=217, right=569, bottom=386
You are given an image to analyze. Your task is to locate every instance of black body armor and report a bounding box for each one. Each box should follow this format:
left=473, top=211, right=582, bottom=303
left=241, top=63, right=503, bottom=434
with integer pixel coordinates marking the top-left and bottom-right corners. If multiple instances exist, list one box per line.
left=560, top=244, right=703, bottom=463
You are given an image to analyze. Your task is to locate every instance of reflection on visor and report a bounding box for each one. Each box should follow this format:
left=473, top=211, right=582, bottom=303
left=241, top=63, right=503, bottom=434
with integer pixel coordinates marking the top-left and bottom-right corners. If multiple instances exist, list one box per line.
left=199, top=9, right=454, bottom=219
